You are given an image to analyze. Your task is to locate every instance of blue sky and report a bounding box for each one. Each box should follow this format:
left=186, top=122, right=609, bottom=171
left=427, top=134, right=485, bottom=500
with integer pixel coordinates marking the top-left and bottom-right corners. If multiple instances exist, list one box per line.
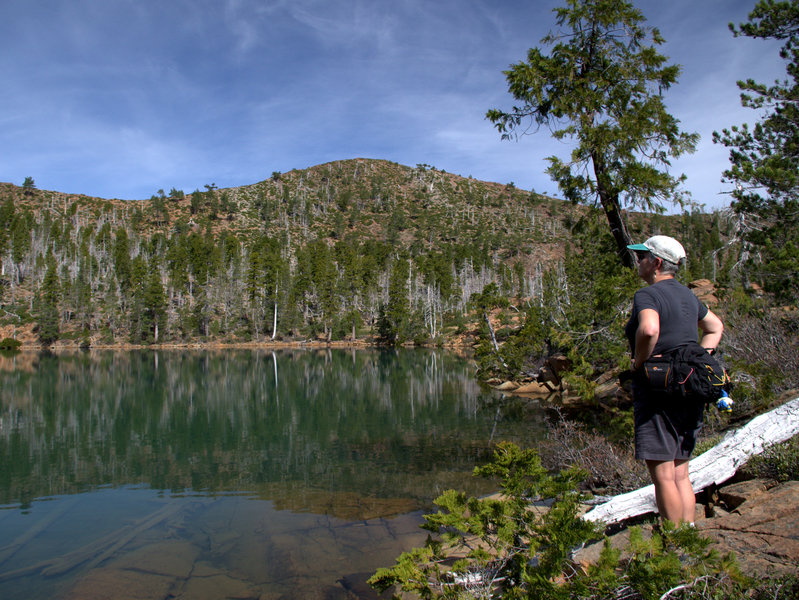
left=0, top=0, right=785, bottom=210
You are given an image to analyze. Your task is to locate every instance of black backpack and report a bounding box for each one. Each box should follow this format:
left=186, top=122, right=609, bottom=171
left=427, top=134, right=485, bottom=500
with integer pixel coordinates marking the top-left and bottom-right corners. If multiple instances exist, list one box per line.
left=642, top=342, right=730, bottom=403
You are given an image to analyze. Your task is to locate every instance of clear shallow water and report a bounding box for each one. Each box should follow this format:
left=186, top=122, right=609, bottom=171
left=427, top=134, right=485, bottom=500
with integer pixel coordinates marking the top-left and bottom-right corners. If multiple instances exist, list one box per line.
left=0, top=349, right=548, bottom=599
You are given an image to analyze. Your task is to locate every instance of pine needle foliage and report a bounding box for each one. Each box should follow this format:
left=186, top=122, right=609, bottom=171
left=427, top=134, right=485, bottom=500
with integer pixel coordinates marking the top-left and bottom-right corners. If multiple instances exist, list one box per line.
left=487, top=0, right=698, bottom=267
left=475, top=219, right=639, bottom=387
left=714, top=0, right=799, bottom=302
left=369, top=442, right=758, bottom=600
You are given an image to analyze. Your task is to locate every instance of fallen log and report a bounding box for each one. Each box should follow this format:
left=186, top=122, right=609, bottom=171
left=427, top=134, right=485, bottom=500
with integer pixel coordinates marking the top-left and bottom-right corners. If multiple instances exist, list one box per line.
left=583, top=396, right=799, bottom=524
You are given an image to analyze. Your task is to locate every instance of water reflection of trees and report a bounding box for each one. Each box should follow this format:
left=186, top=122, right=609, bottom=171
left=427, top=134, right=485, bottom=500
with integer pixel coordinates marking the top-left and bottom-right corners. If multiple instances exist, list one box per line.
left=0, top=350, right=544, bottom=508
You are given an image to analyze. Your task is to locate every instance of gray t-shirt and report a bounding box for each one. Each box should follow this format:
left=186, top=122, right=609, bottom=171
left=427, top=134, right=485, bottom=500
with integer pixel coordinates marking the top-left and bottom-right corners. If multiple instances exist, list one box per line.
left=625, top=278, right=708, bottom=355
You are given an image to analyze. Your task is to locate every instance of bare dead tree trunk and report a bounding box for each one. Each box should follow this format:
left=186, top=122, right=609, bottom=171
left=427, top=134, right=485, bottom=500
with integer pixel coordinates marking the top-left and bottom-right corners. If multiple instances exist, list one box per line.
left=271, top=283, right=278, bottom=340
left=484, top=311, right=509, bottom=370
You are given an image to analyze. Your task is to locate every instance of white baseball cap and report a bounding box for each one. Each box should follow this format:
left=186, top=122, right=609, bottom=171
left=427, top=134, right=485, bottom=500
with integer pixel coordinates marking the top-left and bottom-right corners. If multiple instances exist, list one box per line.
left=627, top=235, right=686, bottom=264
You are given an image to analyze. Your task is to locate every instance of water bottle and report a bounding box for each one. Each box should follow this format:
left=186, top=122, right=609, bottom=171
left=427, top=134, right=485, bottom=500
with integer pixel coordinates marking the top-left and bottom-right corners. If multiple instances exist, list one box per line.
left=716, top=389, right=733, bottom=413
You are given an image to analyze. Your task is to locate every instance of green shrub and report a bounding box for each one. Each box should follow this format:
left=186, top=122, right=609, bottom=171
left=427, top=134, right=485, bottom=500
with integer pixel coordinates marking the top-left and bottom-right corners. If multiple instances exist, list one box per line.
left=744, top=435, right=799, bottom=482
left=474, top=222, right=639, bottom=385
left=693, top=434, right=723, bottom=457
left=749, top=574, right=799, bottom=600
left=369, top=442, right=747, bottom=600
left=0, top=337, right=21, bottom=350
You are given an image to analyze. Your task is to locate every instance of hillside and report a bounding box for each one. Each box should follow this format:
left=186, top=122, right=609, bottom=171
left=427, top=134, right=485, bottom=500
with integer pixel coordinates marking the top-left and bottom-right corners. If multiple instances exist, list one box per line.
left=0, top=159, right=720, bottom=349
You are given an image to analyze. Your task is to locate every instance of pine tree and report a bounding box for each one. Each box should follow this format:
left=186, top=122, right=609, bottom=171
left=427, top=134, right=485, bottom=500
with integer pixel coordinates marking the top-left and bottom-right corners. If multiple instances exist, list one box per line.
left=378, top=255, right=411, bottom=344
left=714, top=0, right=799, bottom=302
left=10, top=212, right=32, bottom=284
left=113, top=228, right=132, bottom=292
left=487, top=0, right=698, bottom=267
left=22, top=176, right=36, bottom=195
left=245, top=234, right=284, bottom=339
left=37, top=253, right=60, bottom=346
left=141, top=269, right=167, bottom=343
left=0, top=198, right=14, bottom=259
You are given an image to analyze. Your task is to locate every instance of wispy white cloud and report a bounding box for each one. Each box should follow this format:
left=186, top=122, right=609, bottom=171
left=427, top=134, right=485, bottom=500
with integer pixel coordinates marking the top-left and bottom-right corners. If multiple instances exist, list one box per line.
left=222, top=0, right=286, bottom=56
left=284, top=0, right=398, bottom=49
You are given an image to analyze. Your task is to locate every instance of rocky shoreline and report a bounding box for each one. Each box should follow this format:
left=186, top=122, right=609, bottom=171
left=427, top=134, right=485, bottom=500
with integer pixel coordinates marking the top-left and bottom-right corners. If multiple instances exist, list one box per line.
left=576, top=478, right=799, bottom=579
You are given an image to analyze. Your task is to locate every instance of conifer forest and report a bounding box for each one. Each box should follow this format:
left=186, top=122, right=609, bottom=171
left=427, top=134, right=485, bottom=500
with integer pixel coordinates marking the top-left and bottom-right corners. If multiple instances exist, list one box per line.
left=0, top=159, right=734, bottom=354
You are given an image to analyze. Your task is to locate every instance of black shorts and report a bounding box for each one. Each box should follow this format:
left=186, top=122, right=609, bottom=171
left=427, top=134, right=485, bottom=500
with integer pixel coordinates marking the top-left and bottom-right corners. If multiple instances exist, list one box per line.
left=633, top=389, right=704, bottom=461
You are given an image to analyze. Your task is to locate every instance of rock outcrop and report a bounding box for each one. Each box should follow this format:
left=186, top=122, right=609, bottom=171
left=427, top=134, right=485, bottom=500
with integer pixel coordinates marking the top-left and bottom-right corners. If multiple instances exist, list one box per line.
left=699, top=479, right=799, bottom=578
left=688, top=278, right=720, bottom=306
left=575, top=478, right=799, bottom=579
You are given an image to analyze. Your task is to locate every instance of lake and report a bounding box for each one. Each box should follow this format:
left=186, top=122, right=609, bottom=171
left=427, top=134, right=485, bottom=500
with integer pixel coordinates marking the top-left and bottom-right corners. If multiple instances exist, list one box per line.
left=0, top=349, right=549, bottom=599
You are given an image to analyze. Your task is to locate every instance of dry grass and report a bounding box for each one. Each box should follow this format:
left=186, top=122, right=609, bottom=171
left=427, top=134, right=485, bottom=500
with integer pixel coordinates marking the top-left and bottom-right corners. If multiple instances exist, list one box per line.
left=539, top=415, right=649, bottom=495
left=722, top=307, right=799, bottom=391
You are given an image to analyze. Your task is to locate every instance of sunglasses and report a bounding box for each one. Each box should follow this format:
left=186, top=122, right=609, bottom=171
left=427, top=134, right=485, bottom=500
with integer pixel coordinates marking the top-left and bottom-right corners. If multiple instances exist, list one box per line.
left=635, top=250, right=654, bottom=262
